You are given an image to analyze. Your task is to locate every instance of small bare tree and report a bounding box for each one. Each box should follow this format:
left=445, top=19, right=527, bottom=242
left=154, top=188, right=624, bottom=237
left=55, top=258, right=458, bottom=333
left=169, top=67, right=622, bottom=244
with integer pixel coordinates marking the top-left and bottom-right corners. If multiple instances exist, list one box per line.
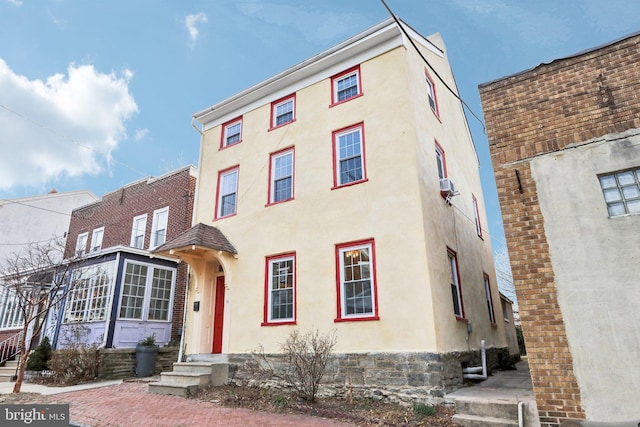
left=281, top=329, right=337, bottom=402
left=0, top=237, right=84, bottom=393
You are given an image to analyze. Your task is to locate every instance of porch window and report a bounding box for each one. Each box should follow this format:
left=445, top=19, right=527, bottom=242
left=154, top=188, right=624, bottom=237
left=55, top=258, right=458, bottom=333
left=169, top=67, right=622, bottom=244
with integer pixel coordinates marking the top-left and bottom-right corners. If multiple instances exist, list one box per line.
left=119, top=261, right=175, bottom=322
left=0, top=287, right=26, bottom=330
left=63, top=263, right=115, bottom=323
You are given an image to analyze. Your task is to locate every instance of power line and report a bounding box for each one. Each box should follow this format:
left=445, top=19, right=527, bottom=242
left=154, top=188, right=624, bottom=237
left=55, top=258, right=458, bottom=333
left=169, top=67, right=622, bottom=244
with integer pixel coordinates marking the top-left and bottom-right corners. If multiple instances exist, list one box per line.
left=379, top=0, right=487, bottom=134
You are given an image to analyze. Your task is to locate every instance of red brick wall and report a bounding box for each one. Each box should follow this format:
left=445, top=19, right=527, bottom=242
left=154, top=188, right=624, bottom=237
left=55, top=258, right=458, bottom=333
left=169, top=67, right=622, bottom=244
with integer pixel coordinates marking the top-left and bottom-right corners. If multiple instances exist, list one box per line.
left=64, top=167, right=196, bottom=343
left=479, top=33, right=640, bottom=426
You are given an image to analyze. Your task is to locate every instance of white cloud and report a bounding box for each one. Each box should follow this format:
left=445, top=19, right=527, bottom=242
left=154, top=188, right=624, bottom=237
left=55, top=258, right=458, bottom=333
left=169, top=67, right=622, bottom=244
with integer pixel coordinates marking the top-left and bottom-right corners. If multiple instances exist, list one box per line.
left=185, top=12, right=208, bottom=44
left=6, top=0, right=23, bottom=6
left=236, top=1, right=368, bottom=45
left=134, top=128, right=149, bottom=141
left=0, top=59, right=138, bottom=190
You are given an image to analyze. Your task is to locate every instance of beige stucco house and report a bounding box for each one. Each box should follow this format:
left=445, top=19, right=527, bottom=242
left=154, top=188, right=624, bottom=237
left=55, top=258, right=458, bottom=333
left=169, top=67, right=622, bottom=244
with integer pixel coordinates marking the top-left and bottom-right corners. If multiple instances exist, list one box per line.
left=155, top=18, right=513, bottom=398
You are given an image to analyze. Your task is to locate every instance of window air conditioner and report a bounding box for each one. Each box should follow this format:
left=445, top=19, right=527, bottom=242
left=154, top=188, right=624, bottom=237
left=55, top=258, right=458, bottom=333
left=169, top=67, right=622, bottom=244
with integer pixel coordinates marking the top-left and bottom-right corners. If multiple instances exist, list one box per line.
left=440, top=178, right=456, bottom=195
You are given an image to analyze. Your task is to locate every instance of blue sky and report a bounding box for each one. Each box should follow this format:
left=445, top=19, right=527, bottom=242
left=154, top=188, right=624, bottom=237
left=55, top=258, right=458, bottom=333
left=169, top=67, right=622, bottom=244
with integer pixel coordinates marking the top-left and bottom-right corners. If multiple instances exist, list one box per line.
left=1, top=0, right=639, bottom=266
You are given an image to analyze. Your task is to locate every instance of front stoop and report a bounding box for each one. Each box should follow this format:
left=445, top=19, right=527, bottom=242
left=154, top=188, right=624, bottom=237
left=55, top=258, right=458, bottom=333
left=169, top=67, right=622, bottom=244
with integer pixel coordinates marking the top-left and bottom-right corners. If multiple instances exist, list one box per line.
left=0, top=360, right=18, bottom=383
left=452, top=397, right=520, bottom=427
left=148, top=362, right=229, bottom=397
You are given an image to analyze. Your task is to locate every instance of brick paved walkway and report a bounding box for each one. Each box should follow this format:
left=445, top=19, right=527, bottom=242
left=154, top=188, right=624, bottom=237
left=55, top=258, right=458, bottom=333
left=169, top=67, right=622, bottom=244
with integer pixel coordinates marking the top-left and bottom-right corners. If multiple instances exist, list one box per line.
left=24, top=382, right=356, bottom=427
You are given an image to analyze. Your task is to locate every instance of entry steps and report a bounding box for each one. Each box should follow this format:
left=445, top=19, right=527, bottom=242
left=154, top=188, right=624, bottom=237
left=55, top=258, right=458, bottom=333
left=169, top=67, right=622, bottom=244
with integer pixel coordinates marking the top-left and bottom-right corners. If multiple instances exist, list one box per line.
left=452, top=396, right=521, bottom=427
left=148, top=362, right=228, bottom=397
left=0, top=359, right=18, bottom=383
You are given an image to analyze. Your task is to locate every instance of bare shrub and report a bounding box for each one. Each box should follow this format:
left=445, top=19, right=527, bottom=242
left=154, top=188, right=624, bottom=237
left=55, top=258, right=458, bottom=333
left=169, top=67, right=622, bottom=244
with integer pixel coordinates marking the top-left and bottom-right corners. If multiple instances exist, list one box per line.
left=47, top=324, right=99, bottom=385
left=281, top=329, right=337, bottom=402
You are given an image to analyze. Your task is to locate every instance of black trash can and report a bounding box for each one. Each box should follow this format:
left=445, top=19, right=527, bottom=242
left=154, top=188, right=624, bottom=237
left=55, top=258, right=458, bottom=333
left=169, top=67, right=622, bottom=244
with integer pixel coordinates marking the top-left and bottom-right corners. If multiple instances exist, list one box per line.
left=135, top=344, right=159, bottom=377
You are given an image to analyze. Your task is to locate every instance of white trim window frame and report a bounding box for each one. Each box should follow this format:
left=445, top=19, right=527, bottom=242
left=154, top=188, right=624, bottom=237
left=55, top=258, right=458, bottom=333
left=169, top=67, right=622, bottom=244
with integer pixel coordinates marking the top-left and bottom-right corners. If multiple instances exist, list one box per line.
left=130, top=214, right=147, bottom=249
left=336, top=240, right=377, bottom=320
left=217, top=168, right=239, bottom=218
left=598, top=167, right=640, bottom=216
left=221, top=117, right=242, bottom=148
left=484, top=273, right=496, bottom=324
left=63, top=263, right=115, bottom=323
left=118, top=261, right=176, bottom=322
left=334, top=124, right=366, bottom=187
left=0, top=287, right=27, bottom=330
left=266, top=254, right=296, bottom=323
left=447, top=248, right=464, bottom=318
left=332, top=66, right=361, bottom=104
left=150, top=207, right=169, bottom=249
left=269, top=148, right=294, bottom=204
left=90, top=227, right=105, bottom=253
left=75, top=232, right=89, bottom=256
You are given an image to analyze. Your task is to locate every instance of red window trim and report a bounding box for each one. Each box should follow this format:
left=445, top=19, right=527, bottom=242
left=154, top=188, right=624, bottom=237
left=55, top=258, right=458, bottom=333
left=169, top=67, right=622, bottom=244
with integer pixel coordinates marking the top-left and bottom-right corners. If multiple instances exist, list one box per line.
left=330, top=65, right=363, bottom=107
left=447, top=247, right=465, bottom=320
left=484, top=272, right=497, bottom=326
left=213, top=165, right=239, bottom=221
left=334, top=238, right=379, bottom=322
left=331, top=122, right=367, bottom=189
left=435, top=139, right=447, bottom=178
left=425, top=70, right=440, bottom=118
left=219, top=116, right=243, bottom=150
left=262, top=252, right=297, bottom=326
left=266, top=146, right=295, bottom=207
left=472, top=194, right=483, bottom=239
left=269, top=93, right=296, bottom=131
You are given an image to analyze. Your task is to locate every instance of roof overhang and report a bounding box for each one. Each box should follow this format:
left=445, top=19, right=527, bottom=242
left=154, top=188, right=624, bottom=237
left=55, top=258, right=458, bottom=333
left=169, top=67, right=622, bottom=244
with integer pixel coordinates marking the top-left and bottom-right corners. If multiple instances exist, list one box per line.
left=152, top=223, right=237, bottom=262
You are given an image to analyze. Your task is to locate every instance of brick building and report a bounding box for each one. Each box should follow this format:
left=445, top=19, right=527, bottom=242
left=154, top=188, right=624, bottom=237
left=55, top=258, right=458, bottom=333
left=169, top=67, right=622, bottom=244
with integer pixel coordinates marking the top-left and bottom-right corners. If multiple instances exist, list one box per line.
left=479, top=33, right=640, bottom=425
left=45, top=166, right=197, bottom=349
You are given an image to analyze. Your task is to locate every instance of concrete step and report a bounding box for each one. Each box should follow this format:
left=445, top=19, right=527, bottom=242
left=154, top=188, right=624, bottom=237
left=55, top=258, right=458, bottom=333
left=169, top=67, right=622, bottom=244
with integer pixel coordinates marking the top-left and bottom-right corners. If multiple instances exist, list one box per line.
left=0, top=373, right=14, bottom=383
left=3, top=360, right=19, bottom=368
left=453, top=413, right=519, bottom=427
left=172, top=362, right=221, bottom=374
left=159, top=372, right=211, bottom=386
left=148, top=382, right=198, bottom=397
left=455, top=398, right=519, bottom=420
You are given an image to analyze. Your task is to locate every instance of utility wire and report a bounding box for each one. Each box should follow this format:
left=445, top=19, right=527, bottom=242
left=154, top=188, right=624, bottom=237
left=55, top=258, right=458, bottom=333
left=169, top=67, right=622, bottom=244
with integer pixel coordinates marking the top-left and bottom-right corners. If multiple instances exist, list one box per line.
left=379, top=0, right=486, bottom=134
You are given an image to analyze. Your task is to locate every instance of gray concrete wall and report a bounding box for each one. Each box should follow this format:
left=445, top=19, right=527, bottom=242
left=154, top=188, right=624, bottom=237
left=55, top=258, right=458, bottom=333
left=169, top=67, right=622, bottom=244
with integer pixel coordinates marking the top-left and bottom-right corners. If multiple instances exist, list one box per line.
left=530, top=129, right=640, bottom=422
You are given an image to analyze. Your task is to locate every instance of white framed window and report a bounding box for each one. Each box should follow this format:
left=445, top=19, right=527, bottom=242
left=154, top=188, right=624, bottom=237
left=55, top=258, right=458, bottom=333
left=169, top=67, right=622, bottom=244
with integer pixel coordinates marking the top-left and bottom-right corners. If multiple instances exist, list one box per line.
left=331, top=65, right=361, bottom=104
left=472, top=195, right=483, bottom=238
left=435, top=140, right=446, bottom=180
left=264, top=254, right=296, bottom=324
left=63, top=263, right=115, bottom=323
left=118, top=261, right=175, bottom=322
left=484, top=273, right=496, bottom=324
left=333, top=123, right=366, bottom=188
left=90, top=227, right=104, bottom=253
left=150, top=207, right=169, bottom=249
left=221, top=117, right=242, bottom=148
left=447, top=248, right=464, bottom=318
left=0, top=287, right=27, bottom=330
left=269, top=148, right=294, bottom=204
left=75, top=232, right=88, bottom=256
left=271, top=94, right=295, bottom=128
left=336, top=239, right=378, bottom=321
left=216, top=167, right=239, bottom=218
left=426, top=71, right=439, bottom=116
left=598, top=167, right=640, bottom=216
left=130, top=214, right=147, bottom=249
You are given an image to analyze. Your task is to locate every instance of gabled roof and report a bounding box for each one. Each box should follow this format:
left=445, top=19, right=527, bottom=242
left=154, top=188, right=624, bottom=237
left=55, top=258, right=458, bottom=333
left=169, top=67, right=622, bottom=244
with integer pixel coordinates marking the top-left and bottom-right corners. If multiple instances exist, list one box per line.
left=152, top=223, right=237, bottom=255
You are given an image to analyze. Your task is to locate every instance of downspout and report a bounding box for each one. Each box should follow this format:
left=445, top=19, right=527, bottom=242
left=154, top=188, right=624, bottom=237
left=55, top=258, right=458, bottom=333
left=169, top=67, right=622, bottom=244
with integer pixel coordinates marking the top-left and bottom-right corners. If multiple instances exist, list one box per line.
left=518, top=401, right=524, bottom=427
left=462, top=339, right=487, bottom=380
left=177, top=267, right=190, bottom=363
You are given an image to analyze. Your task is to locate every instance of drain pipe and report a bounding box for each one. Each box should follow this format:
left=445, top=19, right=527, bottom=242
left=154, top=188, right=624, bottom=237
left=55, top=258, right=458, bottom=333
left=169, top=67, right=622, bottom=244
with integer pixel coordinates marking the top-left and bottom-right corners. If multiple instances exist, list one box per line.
left=518, top=401, right=524, bottom=427
left=463, top=339, right=487, bottom=380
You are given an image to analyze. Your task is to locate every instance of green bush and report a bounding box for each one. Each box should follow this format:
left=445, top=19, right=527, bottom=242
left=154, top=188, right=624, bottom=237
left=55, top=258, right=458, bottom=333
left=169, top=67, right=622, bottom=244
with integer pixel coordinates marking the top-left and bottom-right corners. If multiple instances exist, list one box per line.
left=26, top=337, right=52, bottom=371
left=413, top=402, right=436, bottom=416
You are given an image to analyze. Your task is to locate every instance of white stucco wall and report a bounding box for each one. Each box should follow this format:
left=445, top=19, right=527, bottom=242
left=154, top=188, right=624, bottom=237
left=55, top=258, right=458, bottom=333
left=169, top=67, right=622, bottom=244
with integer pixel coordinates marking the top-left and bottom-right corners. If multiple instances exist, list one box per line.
left=531, top=129, right=640, bottom=422
left=0, top=190, right=98, bottom=264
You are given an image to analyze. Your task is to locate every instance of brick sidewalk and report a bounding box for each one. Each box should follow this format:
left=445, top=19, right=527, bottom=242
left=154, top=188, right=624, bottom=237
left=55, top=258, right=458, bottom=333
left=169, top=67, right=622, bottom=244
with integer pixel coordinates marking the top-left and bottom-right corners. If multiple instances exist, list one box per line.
left=22, top=382, right=356, bottom=427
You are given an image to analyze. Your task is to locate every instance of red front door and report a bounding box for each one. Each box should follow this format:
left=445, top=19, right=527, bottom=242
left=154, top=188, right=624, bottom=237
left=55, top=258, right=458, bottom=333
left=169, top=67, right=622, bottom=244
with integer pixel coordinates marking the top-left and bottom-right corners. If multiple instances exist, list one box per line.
left=212, top=276, right=225, bottom=354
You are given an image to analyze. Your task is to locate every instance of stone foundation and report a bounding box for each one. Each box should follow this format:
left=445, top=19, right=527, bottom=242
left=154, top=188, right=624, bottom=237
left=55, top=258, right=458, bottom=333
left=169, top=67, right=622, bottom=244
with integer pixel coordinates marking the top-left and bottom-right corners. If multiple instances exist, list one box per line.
left=223, top=346, right=511, bottom=406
